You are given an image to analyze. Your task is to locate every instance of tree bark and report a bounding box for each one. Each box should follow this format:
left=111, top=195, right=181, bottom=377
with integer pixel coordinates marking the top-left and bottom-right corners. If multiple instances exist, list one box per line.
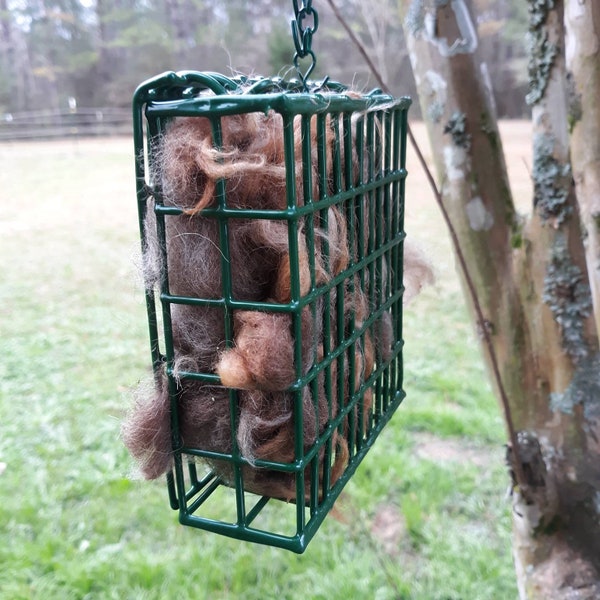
left=397, top=0, right=600, bottom=597
left=511, top=3, right=600, bottom=597
left=565, top=0, right=600, bottom=338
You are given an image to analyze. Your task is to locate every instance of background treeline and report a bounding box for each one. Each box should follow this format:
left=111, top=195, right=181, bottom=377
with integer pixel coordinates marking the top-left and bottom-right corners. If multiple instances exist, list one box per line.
left=0, top=0, right=528, bottom=117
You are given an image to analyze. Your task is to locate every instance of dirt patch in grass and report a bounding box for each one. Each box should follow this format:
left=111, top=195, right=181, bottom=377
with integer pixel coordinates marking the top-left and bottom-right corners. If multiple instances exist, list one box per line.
left=413, top=432, right=501, bottom=467
left=370, top=503, right=406, bottom=557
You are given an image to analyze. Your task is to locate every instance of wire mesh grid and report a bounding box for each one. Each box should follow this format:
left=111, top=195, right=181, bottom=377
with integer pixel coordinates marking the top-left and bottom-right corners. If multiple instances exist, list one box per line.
left=132, top=71, right=411, bottom=553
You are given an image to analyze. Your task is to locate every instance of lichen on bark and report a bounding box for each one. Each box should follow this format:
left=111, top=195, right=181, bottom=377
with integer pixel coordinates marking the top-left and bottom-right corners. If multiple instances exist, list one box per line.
left=443, top=111, right=471, bottom=150
left=427, top=100, right=444, bottom=123
left=511, top=220, right=524, bottom=249
left=550, top=353, right=600, bottom=418
left=532, top=133, right=572, bottom=225
left=526, top=0, right=558, bottom=106
left=566, top=71, right=583, bottom=132
left=529, top=0, right=555, bottom=30
left=479, top=111, right=499, bottom=151
left=405, top=0, right=426, bottom=34
left=543, top=234, right=593, bottom=362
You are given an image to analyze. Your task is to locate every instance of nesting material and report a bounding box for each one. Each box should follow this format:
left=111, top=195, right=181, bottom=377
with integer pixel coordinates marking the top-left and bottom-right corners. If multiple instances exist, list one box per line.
left=123, top=105, right=430, bottom=501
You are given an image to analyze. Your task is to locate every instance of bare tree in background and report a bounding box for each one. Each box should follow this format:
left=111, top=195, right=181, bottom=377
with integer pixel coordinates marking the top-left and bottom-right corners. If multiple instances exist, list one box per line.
left=348, top=0, right=400, bottom=86
left=0, top=0, right=530, bottom=113
left=393, top=0, right=600, bottom=596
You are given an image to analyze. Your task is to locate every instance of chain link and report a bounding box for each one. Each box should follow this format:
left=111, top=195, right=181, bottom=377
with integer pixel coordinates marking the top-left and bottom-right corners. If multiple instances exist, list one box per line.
left=291, top=0, right=319, bottom=88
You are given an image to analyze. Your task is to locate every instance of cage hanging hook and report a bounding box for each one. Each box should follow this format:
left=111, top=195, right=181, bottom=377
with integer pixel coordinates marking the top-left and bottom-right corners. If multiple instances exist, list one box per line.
left=291, top=0, right=319, bottom=89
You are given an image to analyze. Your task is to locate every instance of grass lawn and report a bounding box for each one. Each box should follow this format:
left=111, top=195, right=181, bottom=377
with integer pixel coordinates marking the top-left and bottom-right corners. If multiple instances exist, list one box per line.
left=0, top=123, right=531, bottom=599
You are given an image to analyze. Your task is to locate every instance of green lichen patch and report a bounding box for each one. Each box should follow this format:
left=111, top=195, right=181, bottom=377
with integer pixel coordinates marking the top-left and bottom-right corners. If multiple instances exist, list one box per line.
left=529, top=0, right=555, bottom=30
left=550, top=354, right=600, bottom=419
left=443, top=111, right=471, bottom=150
left=526, top=31, right=558, bottom=106
left=566, top=71, right=583, bottom=133
left=526, top=0, right=558, bottom=106
left=511, top=230, right=523, bottom=249
left=543, top=235, right=593, bottom=363
left=532, top=133, right=572, bottom=225
left=479, top=115, right=499, bottom=152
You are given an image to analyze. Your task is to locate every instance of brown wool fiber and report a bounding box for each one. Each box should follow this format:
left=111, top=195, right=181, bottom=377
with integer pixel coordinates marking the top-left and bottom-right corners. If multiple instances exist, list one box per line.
left=122, top=104, right=430, bottom=501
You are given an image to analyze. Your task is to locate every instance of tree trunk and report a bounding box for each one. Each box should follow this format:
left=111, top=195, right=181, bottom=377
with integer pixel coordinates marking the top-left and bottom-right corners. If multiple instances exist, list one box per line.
left=0, top=0, right=37, bottom=111
left=0, top=0, right=11, bottom=74
left=95, top=0, right=129, bottom=105
left=398, top=0, right=600, bottom=597
left=565, top=0, right=600, bottom=337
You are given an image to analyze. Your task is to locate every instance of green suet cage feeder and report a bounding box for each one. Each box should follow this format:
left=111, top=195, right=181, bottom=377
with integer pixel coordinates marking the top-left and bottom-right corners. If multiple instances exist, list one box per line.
left=131, top=2, right=410, bottom=554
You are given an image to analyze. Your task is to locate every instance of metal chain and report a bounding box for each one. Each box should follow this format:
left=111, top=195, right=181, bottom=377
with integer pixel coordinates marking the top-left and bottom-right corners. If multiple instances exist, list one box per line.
left=291, top=0, right=319, bottom=88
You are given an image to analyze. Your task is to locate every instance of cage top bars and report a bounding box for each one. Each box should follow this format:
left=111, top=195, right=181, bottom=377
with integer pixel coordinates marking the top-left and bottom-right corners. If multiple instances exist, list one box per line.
left=129, top=2, right=411, bottom=554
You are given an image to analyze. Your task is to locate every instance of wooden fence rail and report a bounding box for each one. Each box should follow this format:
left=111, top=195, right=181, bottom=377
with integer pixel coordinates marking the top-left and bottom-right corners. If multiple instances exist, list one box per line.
left=0, top=108, right=132, bottom=140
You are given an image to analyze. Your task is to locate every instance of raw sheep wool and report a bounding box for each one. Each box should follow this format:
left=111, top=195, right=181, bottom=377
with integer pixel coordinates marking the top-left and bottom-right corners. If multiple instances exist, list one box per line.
left=122, top=105, right=431, bottom=501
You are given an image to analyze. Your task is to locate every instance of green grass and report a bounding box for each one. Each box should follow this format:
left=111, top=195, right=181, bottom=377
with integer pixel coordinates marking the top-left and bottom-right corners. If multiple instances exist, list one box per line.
left=0, top=136, right=517, bottom=599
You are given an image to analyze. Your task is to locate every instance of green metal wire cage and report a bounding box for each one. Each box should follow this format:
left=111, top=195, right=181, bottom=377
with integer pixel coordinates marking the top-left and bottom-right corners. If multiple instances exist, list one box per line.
left=132, top=70, right=411, bottom=553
